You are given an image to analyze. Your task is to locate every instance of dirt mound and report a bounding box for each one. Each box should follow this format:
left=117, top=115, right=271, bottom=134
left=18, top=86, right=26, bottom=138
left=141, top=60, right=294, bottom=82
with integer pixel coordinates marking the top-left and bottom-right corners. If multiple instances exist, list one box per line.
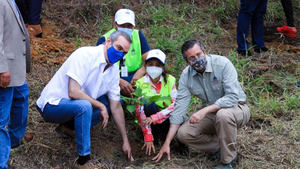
left=30, top=19, right=76, bottom=65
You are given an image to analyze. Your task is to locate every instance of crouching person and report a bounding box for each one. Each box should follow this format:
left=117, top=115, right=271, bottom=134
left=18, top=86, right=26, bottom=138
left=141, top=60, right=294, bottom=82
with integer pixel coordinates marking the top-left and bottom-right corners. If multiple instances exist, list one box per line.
left=134, top=49, right=177, bottom=155
left=153, top=40, right=250, bottom=169
left=36, top=31, right=134, bottom=169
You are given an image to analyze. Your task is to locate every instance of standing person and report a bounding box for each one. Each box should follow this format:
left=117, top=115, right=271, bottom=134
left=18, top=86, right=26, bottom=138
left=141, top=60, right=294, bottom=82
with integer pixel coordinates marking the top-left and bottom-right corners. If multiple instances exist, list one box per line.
left=277, top=0, right=297, bottom=38
left=134, top=49, right=177, bottom=156
left=97, top=8, right=150, bottom=97
left=36, top=31, right=134, bottom=169
left=0, top=0, right=31, bottom=168
left=236, top=0, right=268, bottom=56
left=15, top=0, right=43, bottom=37
left=153, top=40, right=250, bottom=169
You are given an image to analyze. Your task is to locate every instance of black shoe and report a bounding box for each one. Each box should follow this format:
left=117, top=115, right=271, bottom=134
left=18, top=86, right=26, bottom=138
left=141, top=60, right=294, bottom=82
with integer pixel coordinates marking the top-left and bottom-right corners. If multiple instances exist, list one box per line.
left=237, top=50, right=252, bottom=56
left=254, top=47, right=269, bottom=53
left=213, top=156, right=237, bottom=169
left=207, top=149, right=221, bottom=161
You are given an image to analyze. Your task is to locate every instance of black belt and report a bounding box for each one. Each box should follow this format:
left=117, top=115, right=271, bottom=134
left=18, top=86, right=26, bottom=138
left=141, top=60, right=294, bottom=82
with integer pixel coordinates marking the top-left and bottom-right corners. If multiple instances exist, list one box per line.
left=238, top=101, right=246, bottom=105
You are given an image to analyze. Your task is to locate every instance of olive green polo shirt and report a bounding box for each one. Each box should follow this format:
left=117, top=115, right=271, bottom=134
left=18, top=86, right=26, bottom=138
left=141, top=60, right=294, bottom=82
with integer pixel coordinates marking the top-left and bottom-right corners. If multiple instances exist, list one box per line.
left=169, top=54, right=247, bottom=125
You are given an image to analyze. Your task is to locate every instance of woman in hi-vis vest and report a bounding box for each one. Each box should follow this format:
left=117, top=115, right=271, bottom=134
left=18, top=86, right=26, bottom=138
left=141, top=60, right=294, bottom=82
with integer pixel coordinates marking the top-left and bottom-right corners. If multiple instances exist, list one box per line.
left=134, top=49, right=177, bottom=156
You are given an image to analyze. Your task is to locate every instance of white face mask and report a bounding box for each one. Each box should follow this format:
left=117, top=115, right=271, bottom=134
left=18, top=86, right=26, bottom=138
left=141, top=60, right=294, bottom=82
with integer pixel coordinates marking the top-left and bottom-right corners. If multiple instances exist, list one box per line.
left=146, top=66, right=163, bottom=79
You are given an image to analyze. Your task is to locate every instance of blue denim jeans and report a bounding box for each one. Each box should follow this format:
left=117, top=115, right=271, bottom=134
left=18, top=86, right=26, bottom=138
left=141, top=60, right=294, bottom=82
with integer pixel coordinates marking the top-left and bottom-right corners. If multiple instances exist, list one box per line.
left=237, top=0, right=267, bottom=51
left=40, top=98, right=103, bottom=156
left=0, top=82, right=29, bottom=169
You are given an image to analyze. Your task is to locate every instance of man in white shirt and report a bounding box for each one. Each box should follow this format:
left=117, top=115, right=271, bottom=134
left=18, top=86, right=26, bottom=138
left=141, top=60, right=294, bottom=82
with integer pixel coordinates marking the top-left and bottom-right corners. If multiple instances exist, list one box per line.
left=36, top=31, right=134, bottom=169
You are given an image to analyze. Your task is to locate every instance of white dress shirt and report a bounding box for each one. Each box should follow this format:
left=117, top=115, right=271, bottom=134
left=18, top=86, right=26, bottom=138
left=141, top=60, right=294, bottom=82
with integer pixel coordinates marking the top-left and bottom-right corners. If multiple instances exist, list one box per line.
left=36, top=45, right=120, bottom=111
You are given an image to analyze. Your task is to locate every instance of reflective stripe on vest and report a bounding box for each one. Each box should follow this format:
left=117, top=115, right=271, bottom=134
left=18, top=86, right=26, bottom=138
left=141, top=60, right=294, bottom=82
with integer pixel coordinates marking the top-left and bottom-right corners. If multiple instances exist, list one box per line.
left=136, top=75, right=176, bottom=108
left=103, top=28, right=142, bottom=72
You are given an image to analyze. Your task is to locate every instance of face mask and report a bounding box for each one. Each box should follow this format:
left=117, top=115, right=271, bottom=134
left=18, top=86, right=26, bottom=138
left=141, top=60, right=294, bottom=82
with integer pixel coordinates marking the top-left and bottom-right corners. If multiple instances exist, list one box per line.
left=117, top=27, right=133, bottom=37
left=146, top=66, right=163, bottom=79
left=190, top=56, right=207, bottom=74
left=107, top=45, right=125, bottom=64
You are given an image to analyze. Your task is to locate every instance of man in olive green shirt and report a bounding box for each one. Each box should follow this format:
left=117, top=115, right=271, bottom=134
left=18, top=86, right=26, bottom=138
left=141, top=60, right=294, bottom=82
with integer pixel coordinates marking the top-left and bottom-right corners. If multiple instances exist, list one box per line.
left=153, top=40, right=250, bottom=169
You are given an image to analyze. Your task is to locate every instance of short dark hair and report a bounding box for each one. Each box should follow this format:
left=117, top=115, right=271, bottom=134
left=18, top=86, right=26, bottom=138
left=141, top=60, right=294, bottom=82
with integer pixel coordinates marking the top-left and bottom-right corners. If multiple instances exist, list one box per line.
left=181, top=40, right=205, bottom=60
left=109, top=30, right=132, bottom=44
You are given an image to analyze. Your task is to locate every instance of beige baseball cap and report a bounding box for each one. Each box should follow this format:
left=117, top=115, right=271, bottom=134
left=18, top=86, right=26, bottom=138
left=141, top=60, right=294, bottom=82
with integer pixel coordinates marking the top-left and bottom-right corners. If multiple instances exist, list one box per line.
left=114, top=9, right=135, bottom=27
left=146, top=49, right=166, bottom=65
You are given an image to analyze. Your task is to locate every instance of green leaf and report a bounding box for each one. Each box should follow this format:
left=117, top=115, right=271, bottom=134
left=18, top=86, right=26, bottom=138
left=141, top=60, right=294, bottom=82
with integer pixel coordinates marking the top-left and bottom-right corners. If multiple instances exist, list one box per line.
left=149, top=95, right=162, bottom=103
left=133, top=88, right=143, bottom=97
left=157, top=96, right=171, bottom=102
left=126, top=105, right=136, bottom=113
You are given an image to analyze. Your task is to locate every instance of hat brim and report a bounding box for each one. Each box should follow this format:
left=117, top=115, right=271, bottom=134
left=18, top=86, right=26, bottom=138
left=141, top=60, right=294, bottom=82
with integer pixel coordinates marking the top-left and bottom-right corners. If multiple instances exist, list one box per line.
left=145, top=57, right=165, bottom=65
left=116, top=20, right=135, bottom=27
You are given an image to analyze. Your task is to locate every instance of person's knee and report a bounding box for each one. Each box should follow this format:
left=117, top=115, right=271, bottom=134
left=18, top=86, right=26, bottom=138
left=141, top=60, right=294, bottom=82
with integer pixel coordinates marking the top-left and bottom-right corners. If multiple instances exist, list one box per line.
left=77, top=100, right=93, bottom=116
left=216, top=109, right=233, bottom=124
left=176, top=126, right=190, bottom=144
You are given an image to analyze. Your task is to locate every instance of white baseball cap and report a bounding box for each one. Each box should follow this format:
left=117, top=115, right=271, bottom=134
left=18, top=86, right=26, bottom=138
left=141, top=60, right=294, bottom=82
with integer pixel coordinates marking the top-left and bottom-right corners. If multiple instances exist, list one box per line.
left=114, top=9, right=135, bottom=27
left=146, top=49, right=166, bottom=65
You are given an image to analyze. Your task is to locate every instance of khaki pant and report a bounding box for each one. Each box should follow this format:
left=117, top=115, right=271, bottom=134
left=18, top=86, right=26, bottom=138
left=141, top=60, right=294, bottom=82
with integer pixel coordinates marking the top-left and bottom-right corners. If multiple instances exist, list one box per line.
left=176, top=104, right=250, bottom=164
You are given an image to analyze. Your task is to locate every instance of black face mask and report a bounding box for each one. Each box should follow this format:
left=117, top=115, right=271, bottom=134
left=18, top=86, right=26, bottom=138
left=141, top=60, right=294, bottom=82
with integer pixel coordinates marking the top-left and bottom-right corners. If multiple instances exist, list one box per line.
left=190, top=56, right=207, bottom=74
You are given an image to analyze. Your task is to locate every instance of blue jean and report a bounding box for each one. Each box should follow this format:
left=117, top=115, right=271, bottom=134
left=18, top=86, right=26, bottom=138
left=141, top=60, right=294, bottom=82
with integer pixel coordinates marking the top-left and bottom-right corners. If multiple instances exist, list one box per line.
left=237, top=0, right=267, bottom=51
left=40, top=98, right=103, bottom=156
left=100, top=72, right=136, bottom=107
left=0, top=82, right=29, bottom=169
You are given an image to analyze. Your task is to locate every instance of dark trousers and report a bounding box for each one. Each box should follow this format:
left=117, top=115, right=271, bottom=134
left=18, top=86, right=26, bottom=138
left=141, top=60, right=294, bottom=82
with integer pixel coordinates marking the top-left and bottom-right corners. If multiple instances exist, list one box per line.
left=16, top=0, right=43, bottom=25
left=281, top=0, right=294, bottom=27
left=237, top=0, right=267, bottom=51
left=144, top=103, right=170, bottom=143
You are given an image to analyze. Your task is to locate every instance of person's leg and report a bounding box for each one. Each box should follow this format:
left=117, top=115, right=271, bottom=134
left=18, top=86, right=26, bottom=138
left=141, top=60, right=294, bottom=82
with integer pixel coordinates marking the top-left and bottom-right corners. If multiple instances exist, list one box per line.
left=215, top=104, right=250, bottom=164
left=251, top=0, right=267, bottom=50
left=237, top=0, right=255, bottom=52
left=56, top=95, right=109, bottom=133
left=15, top=0, right=29, bottom=24
left=97, top=95, right=111, bottom=114
left=281, top=0, right=294, bottom=27
left=26, top=0, right=43, bottom=37
left=8, top=82, right=29, bottom=147
left=27, top=0, right=43, bottom=25
left=176, top=113, right=219, bottom=153
left=42, top=99, right=92, bottom=156
left=0, top=87, right=14, bottom=169
left=144, top=103, right=169, bottom=142
left=277, top=0, right=297, bottom=38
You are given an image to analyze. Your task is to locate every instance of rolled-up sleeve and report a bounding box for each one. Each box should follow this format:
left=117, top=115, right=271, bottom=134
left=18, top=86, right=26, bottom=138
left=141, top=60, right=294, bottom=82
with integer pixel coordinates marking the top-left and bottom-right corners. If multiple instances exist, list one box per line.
left=169, top=72, right=191, bottom=125
left=214, top=62, right=239, bottom=108
left=66, top=48, right=90, bottom=86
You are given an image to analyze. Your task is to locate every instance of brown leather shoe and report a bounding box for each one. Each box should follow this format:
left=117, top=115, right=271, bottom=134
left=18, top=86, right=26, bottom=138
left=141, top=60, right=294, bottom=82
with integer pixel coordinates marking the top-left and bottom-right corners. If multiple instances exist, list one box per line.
left=11, top=133, right=34, bottom=149
left=27, top=24, right=43, bottom=38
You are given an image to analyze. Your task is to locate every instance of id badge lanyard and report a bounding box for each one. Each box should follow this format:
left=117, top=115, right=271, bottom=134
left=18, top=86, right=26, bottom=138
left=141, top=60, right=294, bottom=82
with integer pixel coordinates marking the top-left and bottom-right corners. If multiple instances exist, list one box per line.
left=120, top=57, right=128, bottom=77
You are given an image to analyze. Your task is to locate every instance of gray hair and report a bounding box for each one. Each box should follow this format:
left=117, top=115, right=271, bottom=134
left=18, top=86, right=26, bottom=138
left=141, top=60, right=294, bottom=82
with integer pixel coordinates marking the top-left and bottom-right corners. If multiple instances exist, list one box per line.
left=181, top=40, right=205, bottom=60
left=109, top=30, right=132, bottom=44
